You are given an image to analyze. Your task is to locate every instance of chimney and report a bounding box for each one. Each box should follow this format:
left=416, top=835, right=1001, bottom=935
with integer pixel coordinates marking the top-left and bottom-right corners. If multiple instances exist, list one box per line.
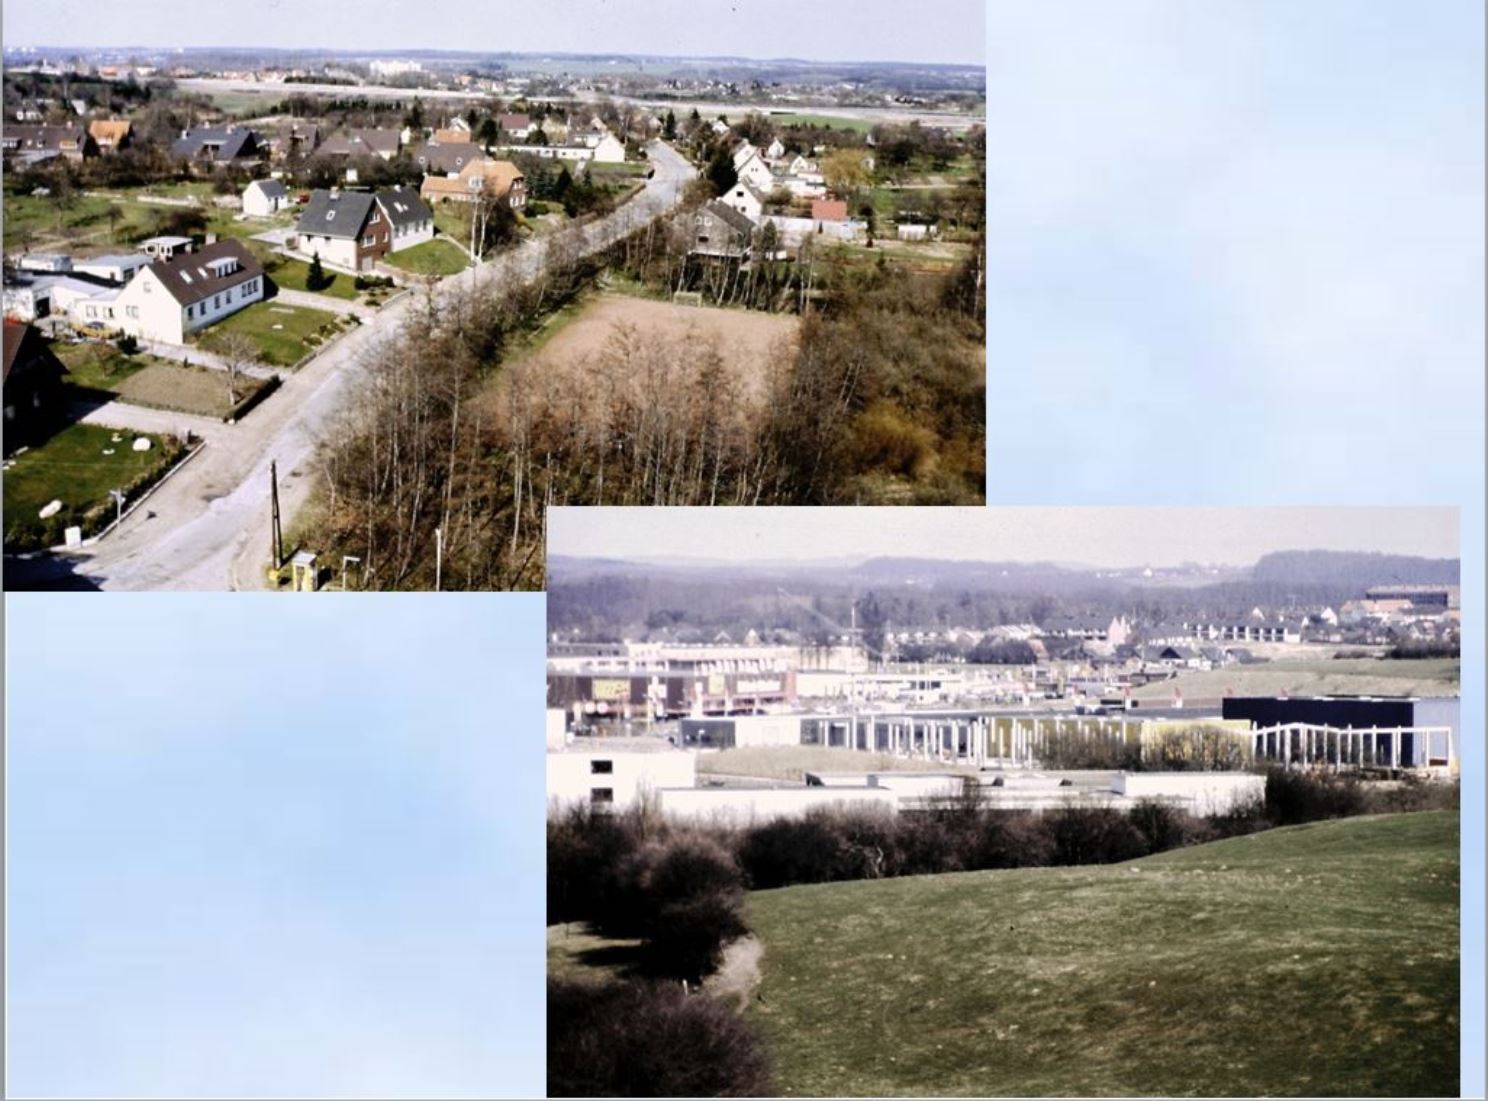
left=205, top=232, right=217, bottom=245
left=329, top=186, right=340, bottom=199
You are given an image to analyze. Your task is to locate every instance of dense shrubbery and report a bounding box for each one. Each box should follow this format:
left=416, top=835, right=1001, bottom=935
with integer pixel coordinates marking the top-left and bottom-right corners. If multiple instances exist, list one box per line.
left=553, top=772, right=1457, bottom=933
left=549, top=979, right=774, bottom=1097
left=551, top=806, right=747, bottom=982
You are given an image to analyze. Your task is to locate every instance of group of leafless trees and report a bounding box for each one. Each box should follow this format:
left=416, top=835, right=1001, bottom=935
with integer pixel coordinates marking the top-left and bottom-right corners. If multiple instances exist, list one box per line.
left=304, top=200, right=985, bottom=589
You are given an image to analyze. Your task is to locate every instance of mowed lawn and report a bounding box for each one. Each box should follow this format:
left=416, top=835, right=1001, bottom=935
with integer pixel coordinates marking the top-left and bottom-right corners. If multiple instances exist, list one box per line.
left=4, top=423, right=179, bottom=546
left=53, top=341, right=152, bottom=390
left=748, top=812, right=1459, bottom=1097
left=384, top=237, right=470, bottom=276
left=266, top=257, right=359, bottom=300
left=202, top=301, right=343, bottom=367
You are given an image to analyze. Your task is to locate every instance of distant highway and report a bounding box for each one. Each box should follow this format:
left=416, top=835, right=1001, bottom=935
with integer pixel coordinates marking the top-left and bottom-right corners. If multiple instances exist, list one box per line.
left=5, top=141, right=697, bottom=592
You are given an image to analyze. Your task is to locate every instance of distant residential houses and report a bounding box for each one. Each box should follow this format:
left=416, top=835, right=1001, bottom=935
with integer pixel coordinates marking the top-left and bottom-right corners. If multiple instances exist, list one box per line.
left=689, top=136, right=867, bottom=259
left=1, top=124, right=98, bottom=165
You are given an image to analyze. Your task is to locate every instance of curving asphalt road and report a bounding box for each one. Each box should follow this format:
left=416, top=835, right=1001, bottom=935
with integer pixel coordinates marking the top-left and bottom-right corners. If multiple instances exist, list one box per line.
left=7, top=140, right=696, bottom=591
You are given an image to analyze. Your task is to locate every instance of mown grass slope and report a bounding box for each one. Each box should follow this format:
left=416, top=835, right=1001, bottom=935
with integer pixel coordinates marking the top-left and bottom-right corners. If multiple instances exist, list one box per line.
left=748, top=812, right=1459, bottom=1097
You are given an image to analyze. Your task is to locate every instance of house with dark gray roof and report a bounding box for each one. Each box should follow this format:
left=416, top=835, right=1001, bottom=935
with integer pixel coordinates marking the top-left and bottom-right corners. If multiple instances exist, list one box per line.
left=1, top=124, right=98, bottom=164
left=375, top=187, right=434, bottom=252
left=171, top=127, right=262, bottom=170
left=690, top=201, right=755, bottom=258
left=293, top=189, right=388, bottom=273
left=408, top=140, right=484, bottom=175
left=243, top=178, right=290, bottom=217
left=109, top=239, right=266, bottom=344
left=318, top=128, right=402, bottom=161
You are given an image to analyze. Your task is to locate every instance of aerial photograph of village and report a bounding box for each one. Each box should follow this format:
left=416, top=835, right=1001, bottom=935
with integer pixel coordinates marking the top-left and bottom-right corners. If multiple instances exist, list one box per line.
left=545, top=506, right=1461, bottom=1098
left=1, top=25, right=986, bottom=592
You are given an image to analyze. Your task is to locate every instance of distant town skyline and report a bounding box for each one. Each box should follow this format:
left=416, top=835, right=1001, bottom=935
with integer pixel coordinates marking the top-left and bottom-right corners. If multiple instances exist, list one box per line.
left=549, top=507, right=1461, bottom=570
left=0, top=0, right=986, bottom=66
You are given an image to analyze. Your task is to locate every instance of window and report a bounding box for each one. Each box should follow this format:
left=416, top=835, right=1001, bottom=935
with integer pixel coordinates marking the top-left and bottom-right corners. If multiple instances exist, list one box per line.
left=213, top=295, right=221, bottom=309
left=590, top=788, right=614, bottom=805
left=142, top=281, right=151, bottom=294
left=363, top=235, right=375, bottom=246
left=187, top=304, right=194, bottom=318
left=126, top=306, right=139, bottom=319
left=590, top=760, right=614, bottom=775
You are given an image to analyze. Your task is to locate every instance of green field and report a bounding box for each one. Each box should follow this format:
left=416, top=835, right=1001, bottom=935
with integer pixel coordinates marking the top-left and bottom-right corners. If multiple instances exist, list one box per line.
left=748, top=812, right=1459, bottom=1097
left=2, top=185, right=264, bottom=253
left=201, top=301, right=343, bottom=367
left=265, top=257, right=360, bottom=300
left=766, top=112, right=877, bottom=133
left=3, top=423, right=182, bottom=549
left=384, top=237, right=471, bottom=276
left=1128, top=658, right=1461, bottom=701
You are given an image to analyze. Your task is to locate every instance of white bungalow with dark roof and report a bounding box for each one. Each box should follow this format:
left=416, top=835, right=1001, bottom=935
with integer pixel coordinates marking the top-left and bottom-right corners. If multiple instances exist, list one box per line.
left=110, top=239, right=266, bottom=344
left=375, top=187, right=434, bottom=252
left=242, top=178, right=290, bottom=217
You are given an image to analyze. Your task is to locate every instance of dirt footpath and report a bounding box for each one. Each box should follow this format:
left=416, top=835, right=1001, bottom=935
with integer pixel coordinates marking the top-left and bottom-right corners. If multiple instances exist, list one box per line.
left=703, top=935, right=765, bottom=1013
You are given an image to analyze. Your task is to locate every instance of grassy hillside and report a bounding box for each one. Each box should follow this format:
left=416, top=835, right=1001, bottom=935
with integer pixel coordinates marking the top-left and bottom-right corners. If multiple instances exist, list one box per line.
left=748, top=812, right=1459, bottom=1097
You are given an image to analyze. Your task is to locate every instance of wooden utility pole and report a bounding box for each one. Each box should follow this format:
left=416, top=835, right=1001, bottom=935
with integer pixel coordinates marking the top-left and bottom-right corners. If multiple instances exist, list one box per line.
left=270, top=460, right=283, bottom=570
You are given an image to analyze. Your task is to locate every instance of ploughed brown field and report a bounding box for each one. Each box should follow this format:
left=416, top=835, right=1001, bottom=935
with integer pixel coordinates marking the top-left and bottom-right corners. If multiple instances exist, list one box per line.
left=513, top=293, right=799, bottom=409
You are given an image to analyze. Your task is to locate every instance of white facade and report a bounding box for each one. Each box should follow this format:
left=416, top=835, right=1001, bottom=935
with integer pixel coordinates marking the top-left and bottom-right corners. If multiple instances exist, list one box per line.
left=72, top=254, right=149, bottom=284
left=724, top=183, right=764, bottom=222
left=110, top=265, right=265, bottom=344
left=294, top=232, right=360, bottom=272
left=1113, top=772, right=1264, bottom=816
left=547, top=749, right=697, bottom=811
left=499, top=143, right=593, bottom=163
left=242, top=180, right=288, bottom=217
left=764, top=214, right=862, bottom=247
left=546, top=709, right=568, bottom=750
left=589, top=133, right=626, bottom=164
left=658, top=785, right=898, bottom=823
left=735, top=152, right=775, bottom=191
left=2, top=282, right=49, bottom=321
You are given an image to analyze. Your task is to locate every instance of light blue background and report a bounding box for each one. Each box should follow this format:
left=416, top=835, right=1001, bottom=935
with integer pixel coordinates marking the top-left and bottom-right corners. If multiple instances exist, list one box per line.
left=987, top=2, right=1484, bottom=1094
left=5, top=594, right=547, bottom=1098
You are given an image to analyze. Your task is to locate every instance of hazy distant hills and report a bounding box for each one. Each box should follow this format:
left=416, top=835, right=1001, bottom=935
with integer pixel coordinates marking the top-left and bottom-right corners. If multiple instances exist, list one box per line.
left=1251, top=551, right=1459, bottom=588
left=546, top=549, right=1461, bottom=636
left=551, top=549, right=1459, bottom=592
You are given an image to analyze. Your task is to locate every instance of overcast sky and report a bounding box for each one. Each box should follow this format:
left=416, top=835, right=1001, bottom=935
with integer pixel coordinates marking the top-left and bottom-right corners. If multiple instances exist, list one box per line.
left=6, top=595, right=547, bottom=1099
left=548, top=506, right=1460, bottom=568
left=1, top=0, right=985, bottom=65
left=987, top=0, right=1483, bottom=505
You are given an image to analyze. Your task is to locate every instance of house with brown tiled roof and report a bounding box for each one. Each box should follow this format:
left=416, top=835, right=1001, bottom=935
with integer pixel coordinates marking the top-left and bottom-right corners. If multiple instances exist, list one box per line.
left=87, top=119, right=133, bottom=152
left=810, top=198, right=849, bottom=223
left=420, top=159, right=526, bottom=209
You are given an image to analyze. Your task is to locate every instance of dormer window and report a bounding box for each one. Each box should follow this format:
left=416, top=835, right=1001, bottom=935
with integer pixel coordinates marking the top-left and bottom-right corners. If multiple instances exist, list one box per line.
left=325, top=211, right=336, bottom=221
